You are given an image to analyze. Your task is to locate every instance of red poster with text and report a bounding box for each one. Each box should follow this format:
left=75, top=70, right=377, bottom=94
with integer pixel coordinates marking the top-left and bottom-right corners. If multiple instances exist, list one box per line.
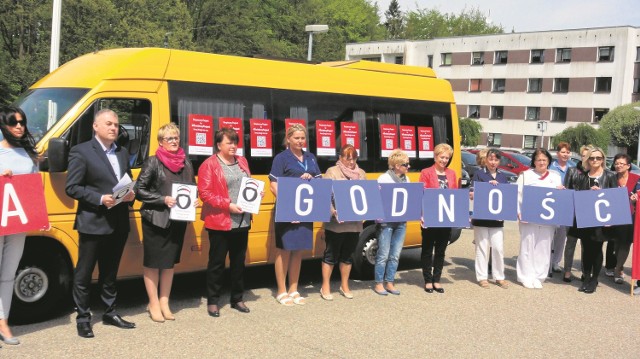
left=400, top=125, right=416, bottom=158
left=0, top=174, right=49, bottom=236
left=316, top=120, right=336, bottom=156
left=380, top=124, right=398, bottom=157
left=418, top=126, right=434, bottom=158
left=250, top=119, right=273, bottom=157
left=219, top=117, right=244, bottom=156
left=340, top=122, right=360, bottom=155
left=285, top=119, right=307, bottom=151
left=188, top=114, right=213, bottom=156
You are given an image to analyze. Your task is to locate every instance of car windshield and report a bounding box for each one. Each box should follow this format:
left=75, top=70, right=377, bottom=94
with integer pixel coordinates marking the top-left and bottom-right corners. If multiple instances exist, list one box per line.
left=461, top=151, right=477, bottom=166
left=11, top=88, right=89, bottom=143
left=508, top=152, right=533, bottom=164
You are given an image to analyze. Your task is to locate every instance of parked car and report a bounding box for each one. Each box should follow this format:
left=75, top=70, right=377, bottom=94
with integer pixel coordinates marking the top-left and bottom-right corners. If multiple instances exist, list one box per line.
left=462, top=150, right=518, bottom=183
left=461, top=168, right=471, bottom=188
left=468, top=149, right=531, bottom=175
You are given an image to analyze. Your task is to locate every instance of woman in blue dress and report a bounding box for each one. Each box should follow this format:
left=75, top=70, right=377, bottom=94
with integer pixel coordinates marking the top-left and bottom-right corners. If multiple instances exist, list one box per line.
left=269, top=124, right=322, bottom=305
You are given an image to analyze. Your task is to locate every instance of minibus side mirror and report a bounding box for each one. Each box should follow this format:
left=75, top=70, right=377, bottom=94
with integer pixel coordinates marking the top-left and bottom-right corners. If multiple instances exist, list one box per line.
left=48, top=137, right=69, bottom=172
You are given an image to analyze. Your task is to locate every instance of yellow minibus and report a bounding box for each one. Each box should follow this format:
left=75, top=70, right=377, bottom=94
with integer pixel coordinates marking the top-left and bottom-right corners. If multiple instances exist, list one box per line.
left=10, top=48, right=460, bottom=322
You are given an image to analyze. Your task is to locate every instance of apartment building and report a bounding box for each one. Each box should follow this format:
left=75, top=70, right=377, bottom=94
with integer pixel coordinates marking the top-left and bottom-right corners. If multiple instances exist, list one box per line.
left=345, top=26, right=640, bottom=149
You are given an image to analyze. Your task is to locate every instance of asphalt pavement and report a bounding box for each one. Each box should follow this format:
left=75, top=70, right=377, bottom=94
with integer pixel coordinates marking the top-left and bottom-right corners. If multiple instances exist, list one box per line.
left=5, top=221, right=640, bottom=358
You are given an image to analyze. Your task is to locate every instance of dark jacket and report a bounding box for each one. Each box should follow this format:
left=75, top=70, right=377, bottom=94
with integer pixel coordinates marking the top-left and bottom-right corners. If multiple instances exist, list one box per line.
left=135, top=155, right=195, bottom=229
left=65, top=137, right=132, bottom=235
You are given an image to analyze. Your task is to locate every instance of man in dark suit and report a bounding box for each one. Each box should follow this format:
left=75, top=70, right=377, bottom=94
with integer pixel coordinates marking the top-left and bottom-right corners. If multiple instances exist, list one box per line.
left=65, top=109, right=136, bottom=338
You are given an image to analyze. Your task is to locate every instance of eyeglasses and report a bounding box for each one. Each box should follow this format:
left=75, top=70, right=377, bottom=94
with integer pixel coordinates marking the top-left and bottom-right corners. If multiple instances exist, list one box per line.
left=535, top=158, right=548, bottom=163
left=400, top=163, right=410, bottom=168
left=163, top=136, right=179, bottom=142
left=6, top=118, right=24, bottom=127
left=614, top=162, right=630, bottom=167
left=588, top=156, right=603, bottom=161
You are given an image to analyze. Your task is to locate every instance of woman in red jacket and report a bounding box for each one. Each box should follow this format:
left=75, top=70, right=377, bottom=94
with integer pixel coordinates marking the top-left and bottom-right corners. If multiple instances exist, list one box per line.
left=419, top=143, right=458, bottom=293
left=199, top=127, right=258, bottom=317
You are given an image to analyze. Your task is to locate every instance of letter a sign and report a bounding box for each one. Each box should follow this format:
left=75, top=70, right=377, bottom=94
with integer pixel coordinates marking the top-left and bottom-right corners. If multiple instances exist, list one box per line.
left=0, top=173, right=49, bottom=236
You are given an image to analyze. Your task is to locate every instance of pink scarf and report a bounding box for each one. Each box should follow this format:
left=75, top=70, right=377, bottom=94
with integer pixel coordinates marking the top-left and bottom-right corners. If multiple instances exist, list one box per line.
left=337, top=160, right=363, bottom=180
left=156, top=146, right=185, bottom=173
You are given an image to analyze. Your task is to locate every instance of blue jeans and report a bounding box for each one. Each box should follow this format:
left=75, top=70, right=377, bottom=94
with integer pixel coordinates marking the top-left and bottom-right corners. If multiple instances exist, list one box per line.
left=374, top=222, right=407, bottom=283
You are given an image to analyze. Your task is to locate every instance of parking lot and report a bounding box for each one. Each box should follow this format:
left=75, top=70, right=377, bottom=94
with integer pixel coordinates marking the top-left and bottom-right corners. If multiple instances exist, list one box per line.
left=5, top=221, right=640, bottom=358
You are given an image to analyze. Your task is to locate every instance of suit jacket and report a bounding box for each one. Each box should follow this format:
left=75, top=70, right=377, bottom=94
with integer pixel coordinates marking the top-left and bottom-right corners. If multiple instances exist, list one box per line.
left=65, top=137, right=132, bottom=235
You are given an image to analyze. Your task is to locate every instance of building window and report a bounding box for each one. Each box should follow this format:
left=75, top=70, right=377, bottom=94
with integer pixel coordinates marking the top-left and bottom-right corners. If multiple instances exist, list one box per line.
left=554, top=78, right=569, bottom=93
left=441, top=53, right=452, bottom=66
left=427, top=55, right=433, bottom=68
left=556, top=48, right=571, bottom=62
left=526, top=107, right=540, bottom=121
left=362, top=57, right=381, bottom=62
left=530, top=49, right=544, bottom=63
left=472, top=52, right=484, bottom=65
left=394, top=56, right=404, bottom=64
left=494, top=51, right=508, bottom=64
left=487, top=133, right=502, bottom=147
left=468, top=105, right=480, bottom=119
left=490, top=106, right=504, bottom=119
left=634, top=78, right=640, bottom=93
left=552, top=107, right=567, bottom=122
left=636, top=47, right=640, bottom=62
left=598, top=46, right=614, bottom=62
left=528, top=78, right=543, bottom=93
left=523, top=135, right=538, bottom=149
left=492, top=79, right=506, bottom=92
left=595, top=77, right=612, bottom=93
left=469, top=79, right=482, bottom=92
left=593, top=108, right=609, bottom=123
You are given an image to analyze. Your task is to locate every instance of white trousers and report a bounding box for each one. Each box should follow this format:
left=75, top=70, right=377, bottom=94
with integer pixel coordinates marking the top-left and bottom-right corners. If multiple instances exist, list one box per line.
left=551, top=225, right=567, bottom=267
left=517, top=223, right=554, bottom=284
left=474, top=226, right=505, bottom=281
left=0, top=233, right=26, bottom=319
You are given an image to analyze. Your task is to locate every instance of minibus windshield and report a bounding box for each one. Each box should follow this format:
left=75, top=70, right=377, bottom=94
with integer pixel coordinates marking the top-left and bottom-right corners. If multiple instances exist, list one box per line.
left=12, top=88, right=89, bottom=143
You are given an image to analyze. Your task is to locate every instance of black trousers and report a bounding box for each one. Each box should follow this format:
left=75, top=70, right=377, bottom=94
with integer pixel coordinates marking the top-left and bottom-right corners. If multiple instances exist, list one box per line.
left=581, top=238, right=604, bottom=282
left=421, top=227, right=451, bottom=283
left=73, top=230, right=128, bottom=323
left=605, top=239, right=616, bottom=270
left=206, top=229, right=249, bottom=306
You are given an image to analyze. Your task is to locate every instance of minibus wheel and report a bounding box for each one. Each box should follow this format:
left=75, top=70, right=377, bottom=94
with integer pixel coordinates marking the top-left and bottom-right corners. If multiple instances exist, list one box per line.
left=352, top=224, right=378, bottom=280
left=10, top=238, right=73, bottom=324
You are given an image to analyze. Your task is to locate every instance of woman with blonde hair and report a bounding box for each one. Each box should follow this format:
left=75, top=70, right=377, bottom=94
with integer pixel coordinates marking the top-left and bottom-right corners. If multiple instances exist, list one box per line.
left=269, top=124, right=322, bottom=305
left=374, top=149, right=411, bottom=295
left=419, top=143, right=458, bottom=293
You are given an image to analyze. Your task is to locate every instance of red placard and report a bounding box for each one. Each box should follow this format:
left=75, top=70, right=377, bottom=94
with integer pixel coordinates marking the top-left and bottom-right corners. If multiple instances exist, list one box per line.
left=340, top=122, right=360, bottom=155
left=1, top=174, right=49, bottom=236
left=380, top=124, right=398, bottom=157
left=418, top=126, right=434, bottom=158
left=219, top=117, right=244, bottom=156
left=188, top=114, right=213, bottom=156
left=250, top=119, right=273, bottom=157
left=285, top=119, right=307, bottom=151
left=316, top=120, right=336, bottom=157
left=400, top=125, right=416, bottom=158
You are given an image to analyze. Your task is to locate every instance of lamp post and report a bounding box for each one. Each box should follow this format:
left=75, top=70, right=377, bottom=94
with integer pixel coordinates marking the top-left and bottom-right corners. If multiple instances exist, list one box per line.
left=305, top=25, right=329, bottom=61
left=50, top=0, right=62, bottom=72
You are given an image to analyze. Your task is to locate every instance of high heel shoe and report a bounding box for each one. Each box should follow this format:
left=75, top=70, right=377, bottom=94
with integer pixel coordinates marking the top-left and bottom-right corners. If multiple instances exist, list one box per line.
left=339, top=287, right=354, bottom=299
left=161, top=306, right=175, bottom=321
left=147, top=306, right=165, bottom=323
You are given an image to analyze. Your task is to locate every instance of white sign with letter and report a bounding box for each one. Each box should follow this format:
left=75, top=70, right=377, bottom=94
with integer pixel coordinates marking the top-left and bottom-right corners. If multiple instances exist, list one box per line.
left=170, top=183, right=197, bottom=222
left=237, top=177, right=264, bottom=214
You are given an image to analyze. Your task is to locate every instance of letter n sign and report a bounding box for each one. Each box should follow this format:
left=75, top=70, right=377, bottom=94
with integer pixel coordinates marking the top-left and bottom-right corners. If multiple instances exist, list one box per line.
left=0, top=173, right=50, bottom=236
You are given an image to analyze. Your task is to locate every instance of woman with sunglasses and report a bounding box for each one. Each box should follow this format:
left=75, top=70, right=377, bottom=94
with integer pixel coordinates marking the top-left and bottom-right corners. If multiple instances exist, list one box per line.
left=572, top=147, right=617, bottom=293
left=0, top=107, right=39, bottom=345
left=135, top=123, right=196, bottom=322
left=374, top=149, right=411, bottom=295
left=419, top=143, right=458, bottom=294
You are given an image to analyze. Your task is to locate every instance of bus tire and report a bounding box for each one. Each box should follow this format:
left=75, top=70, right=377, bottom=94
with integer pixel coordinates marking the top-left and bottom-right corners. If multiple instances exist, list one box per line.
left=351, top=224, right=379, bottom=280
left=10, top=238, right=73, bottom=324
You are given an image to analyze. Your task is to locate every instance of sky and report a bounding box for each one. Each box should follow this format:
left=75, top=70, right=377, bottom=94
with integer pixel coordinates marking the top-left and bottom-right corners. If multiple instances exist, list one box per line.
left=374, top=0, right=640, bottom=33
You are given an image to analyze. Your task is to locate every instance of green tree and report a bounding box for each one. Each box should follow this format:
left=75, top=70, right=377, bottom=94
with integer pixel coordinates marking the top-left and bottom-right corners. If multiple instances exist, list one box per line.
left=599, top=102, right=640, bottom=147
left=404, top=7, right=503, bottom=40
left=551, top=123, right=610, bottom=152
left=384, top=0, right=405, bottom=39
left=459, top=117, right=482, bottom=146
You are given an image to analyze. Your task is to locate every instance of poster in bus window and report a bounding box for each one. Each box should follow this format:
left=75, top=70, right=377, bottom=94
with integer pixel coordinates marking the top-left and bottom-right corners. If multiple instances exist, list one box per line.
left=285, top=118, right=307, bottom=151
left=250, top=119, right=273, bottom=157
left=400, top=125, right=416, bottom=158
left=340, top=122, right=360, bottom=156
left=418, top=126, right=434, bottom=159
left=188, top=114, right=214, bottom=156
left=380, top=124, right=398, bottom=157
left=315, top=120, right=336, bottom=157
left=218, top=117, right=244, bottom=156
